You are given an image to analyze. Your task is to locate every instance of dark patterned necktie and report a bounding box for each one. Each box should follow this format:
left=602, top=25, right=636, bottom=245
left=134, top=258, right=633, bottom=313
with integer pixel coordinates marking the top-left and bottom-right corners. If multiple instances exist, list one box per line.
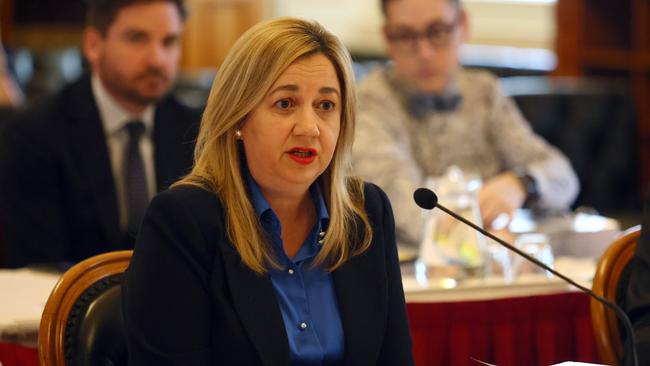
left=124, top=121, right=149, bottom=237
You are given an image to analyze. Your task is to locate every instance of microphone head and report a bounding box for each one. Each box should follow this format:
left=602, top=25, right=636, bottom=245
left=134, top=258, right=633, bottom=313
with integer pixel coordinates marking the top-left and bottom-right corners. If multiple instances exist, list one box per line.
left=413, top=188, right=438, bottom=210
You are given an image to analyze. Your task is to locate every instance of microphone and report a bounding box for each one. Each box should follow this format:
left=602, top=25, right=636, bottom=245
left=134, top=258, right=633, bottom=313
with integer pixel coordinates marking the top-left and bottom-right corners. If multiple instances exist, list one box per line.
left=413, top=187, right=638, bottom=366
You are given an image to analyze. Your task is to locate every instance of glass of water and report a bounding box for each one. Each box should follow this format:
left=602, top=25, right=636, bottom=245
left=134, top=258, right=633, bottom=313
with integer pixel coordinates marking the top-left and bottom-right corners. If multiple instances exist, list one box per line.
left=512, top=233, right=554, bottom=279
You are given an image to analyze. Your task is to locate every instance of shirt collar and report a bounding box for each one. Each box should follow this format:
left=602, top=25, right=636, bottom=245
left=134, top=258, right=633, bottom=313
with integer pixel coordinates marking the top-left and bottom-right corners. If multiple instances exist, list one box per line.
left=245, top=170, right=330, bottom=264
left=91, top=74, right=155, bottom=136
left=385, top=64, right=463, bottom=117
left=245, top=169, right=330, bottom=229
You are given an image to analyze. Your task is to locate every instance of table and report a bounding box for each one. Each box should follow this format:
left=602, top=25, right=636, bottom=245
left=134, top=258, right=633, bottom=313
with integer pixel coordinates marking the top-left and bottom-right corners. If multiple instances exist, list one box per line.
left=509, top=209, right=620, bottom=258
left=0, top=343, right=37, bottom=366
left=409, top=209, right=621, bottom=260
left=0, top=269, right=59, bottom=366
left=401, top=256, right=601, bottom=365
left=1, top=257, right=602, bottom=366
left=407, top=292, right=598, bottom=366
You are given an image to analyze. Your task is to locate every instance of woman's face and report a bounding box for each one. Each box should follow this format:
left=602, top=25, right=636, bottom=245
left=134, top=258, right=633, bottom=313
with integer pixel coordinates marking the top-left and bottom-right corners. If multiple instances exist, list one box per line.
left=240, top=53, right=342, bottom=198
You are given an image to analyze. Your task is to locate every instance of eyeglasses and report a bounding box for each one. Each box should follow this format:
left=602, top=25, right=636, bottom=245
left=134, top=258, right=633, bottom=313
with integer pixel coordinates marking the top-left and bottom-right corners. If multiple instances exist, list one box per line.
left=385, top=20, right=459, bottom=53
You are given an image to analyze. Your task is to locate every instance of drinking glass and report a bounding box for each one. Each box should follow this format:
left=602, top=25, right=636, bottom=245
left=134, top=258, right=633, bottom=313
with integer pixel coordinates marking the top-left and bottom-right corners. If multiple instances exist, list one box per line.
left=511, top=233, right=554, bottom=279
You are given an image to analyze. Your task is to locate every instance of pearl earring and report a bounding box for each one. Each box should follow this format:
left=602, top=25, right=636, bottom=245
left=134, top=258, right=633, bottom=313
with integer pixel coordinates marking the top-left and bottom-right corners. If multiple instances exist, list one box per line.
left=235, top=130, right=242, bottom=139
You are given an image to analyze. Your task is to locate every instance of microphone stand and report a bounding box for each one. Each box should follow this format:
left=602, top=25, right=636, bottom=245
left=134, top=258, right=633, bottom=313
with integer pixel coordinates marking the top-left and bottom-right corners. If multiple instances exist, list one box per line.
left=431, top=200, right=638, bottom=366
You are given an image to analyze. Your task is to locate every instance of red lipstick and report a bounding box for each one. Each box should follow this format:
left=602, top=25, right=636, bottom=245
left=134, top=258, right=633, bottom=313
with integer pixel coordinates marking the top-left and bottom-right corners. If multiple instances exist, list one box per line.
left=287, top=147, right=317, bottom=165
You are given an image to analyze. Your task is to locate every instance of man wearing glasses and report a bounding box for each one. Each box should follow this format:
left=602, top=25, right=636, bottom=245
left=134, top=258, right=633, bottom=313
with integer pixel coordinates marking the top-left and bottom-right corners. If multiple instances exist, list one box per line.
left=352, top=0, right=579, bottom=248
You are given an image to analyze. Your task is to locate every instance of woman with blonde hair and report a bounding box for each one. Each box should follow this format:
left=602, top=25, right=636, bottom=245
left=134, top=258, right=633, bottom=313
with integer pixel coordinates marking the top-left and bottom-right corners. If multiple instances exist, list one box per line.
left=124, top=17, right=414, bottom=365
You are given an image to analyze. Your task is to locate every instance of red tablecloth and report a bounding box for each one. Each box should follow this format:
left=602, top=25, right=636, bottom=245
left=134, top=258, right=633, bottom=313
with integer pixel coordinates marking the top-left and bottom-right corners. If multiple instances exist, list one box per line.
left=0, top=343, right=37, bottom=366
left=0, top=292, right=599, bottom=366
left=407, top=291, right=600, bottom=366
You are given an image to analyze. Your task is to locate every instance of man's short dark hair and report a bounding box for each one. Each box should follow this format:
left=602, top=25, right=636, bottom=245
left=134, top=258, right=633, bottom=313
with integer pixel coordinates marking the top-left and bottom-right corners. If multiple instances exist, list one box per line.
left=86, top=0, right=187, bottom=35
left=380, top=0, right=461, bottom=16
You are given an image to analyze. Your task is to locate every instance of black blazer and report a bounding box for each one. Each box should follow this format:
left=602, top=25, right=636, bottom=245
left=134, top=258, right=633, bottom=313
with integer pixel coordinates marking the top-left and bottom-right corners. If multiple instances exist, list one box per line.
left=123, top=183, right=414, bottom=365
left=0, top=75, right=200, bottom=268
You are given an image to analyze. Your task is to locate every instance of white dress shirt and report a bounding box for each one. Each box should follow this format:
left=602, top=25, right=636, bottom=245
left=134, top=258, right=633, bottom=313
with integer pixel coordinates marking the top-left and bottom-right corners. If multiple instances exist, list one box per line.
left=91, top=75, right=157, bottom=230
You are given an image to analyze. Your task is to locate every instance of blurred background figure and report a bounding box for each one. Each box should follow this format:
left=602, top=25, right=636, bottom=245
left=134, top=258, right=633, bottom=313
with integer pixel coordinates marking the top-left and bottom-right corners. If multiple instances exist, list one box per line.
left=0, top=28, right=24, bottom=128
left=0, top=0, right=200, bottom=268
left=0, top=41, right=23, bottom=107
left=351, top=0, right=579, bottom=248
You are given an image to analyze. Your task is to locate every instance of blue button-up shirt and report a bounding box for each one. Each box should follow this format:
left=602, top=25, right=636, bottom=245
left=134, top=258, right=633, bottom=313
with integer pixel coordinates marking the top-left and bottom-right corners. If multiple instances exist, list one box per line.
left=246, top=173, right=344, bottom=365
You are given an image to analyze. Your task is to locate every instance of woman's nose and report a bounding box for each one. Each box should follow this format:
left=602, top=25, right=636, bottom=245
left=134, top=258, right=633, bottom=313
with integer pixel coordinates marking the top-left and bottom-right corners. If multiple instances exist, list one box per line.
left=293, top=108, right=320, bottom=137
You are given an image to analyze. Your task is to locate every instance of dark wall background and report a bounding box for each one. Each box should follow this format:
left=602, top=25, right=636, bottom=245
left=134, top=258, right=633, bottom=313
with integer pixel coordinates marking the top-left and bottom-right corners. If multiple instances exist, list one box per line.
left=15, top=0, right=85, bottom=24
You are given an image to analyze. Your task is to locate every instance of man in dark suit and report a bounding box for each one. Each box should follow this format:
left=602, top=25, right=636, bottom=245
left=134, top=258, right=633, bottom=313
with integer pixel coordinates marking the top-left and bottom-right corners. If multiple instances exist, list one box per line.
left=0, top=0, right=200, bottom=268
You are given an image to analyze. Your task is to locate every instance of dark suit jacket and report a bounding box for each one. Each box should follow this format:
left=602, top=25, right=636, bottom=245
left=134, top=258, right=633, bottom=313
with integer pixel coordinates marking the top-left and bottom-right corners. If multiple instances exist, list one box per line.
left=123, top=183, right=414, bottom=365
left=625, top=191, right=650, bottom=365
left=0, top=75, right=200, bottom=268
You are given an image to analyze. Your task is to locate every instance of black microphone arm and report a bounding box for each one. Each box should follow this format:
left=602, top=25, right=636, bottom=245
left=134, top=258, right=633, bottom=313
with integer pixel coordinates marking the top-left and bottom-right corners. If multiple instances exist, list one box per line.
left=413, top=187, right=638, bottom=366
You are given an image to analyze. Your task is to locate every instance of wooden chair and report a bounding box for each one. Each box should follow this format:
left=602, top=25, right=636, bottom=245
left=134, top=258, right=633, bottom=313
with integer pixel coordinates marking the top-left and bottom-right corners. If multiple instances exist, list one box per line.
left=591, top=226, right=641, bottom=365
left=39, top=250, right=133, bottom=365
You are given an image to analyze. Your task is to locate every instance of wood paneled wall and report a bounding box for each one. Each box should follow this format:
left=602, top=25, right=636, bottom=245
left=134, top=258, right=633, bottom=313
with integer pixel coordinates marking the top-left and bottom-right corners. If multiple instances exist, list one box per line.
left=181, top=0, right=264, bottom=70
left=555, top=0, right=650, bottom=196
left=1, top=0, right=264, bottom=71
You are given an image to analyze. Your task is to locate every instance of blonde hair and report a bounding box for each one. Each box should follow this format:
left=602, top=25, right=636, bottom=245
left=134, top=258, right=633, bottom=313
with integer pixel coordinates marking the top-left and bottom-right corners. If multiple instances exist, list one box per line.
left=174, top=17, right=372, bottom=273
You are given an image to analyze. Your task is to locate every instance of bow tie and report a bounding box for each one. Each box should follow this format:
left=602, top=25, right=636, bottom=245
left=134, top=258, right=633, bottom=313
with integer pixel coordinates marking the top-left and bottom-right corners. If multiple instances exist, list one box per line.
left=408, top=93, right=462, bottom=118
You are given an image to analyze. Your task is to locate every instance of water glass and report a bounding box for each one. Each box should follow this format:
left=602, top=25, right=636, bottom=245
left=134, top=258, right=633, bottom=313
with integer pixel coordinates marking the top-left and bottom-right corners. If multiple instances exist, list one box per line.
left=512, top=233, right=554, bottom=278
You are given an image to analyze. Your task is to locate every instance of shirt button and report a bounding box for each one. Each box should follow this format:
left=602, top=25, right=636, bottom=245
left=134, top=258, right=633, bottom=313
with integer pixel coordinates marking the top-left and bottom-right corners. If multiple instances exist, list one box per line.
left=288, top=268, right=295, bottom=275
left=299, top=322, right=308, bottom=330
